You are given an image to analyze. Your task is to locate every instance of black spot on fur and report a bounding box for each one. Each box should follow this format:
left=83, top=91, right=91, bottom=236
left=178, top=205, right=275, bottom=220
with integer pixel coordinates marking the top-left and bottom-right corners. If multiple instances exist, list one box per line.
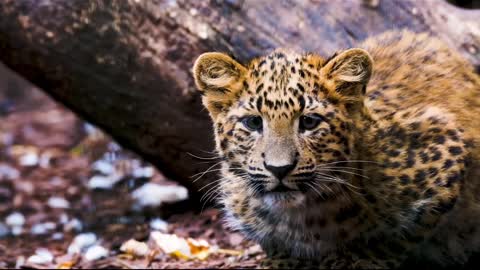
left=256, top=97, right=263, bottom=112
left=298, top=96, right=305, bottom=111
left=446, top=172, right=461, bottom=187
left=405, top=151, right=416, bottom=168
left=428, top=127, right=442, bottom=133
left=448, top=146, right=463, bottom=156
left=335, top=203, right=361, bottom=223
left=433, top=135, right=445, bottom=145
left=443, top=159, right=454, bottom=170
left=419, top=151, right=429, bottom=163
left=424, top=188, right=437, bottom=198
left=430, top=151, right=441, bottom=162
left=389, top=162, right=401, bottom=169
left=409, top=122, right=421, bottom=130
left=434, top=198, right=457, bottom=214
left=387, top=150, right=400, bottom=157
left=297, top=83, right=305, bottom=92
left=401, top=188, right=419, bottom=200
left=220, top=139, right=229, bottom=150
left=427, top=167, right=438, bottom=177
left=414, top=170, right=426, bottom=183
left=399, top=174, right=411, bottom=185
left=256, top=83, right=264, bottom=93
left=299, top=69, right=305, bottom=78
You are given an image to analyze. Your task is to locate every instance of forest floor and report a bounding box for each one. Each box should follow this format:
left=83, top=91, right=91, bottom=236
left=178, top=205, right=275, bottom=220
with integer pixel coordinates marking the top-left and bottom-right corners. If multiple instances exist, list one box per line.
left=0, top=79, right=263, bottom=268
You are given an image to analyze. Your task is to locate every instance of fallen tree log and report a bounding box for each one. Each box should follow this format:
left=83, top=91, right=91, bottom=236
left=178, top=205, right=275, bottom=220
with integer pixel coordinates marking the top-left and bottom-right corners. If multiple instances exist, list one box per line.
left=0, top=0, right=479, bottom=199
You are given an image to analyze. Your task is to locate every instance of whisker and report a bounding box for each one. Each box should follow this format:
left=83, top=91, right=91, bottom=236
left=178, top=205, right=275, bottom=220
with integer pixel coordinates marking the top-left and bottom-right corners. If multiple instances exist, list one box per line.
left=314, top=172, right=348, bottom=182
left=250, top=183, right=262, bottom=197
left=317, top=169, right=370, bottom=179
left=317, top=166, right=366, bottom=172
left=196, top=160, right=224, bottom=165
left=191, top=168, right=228, bottom=178
left=324, top=175, right=363, bottom=196
left=314, top=173, right=362, bottom=190
left=191, top=161, right=223, bottom=181
left=306, top=182, right=325, bottom=200
left=191, top=164, right=243, bottom=183
left=320, top=160, right=380, bottom=166
left=199, top=149, right=220, bottom=155
left=310, top=181, right=331, bottom=198
left=200, top=176, right=240, bottom=202
left=200, top=184, right=221, bottom=203
left=204, top=188, right=221, bottom=204
left=187, top=152, right=220, bottom=160
left=201, top=190, right=222, bottom=213
left=312, top=181, right=334, bottom=194
left=198, top=178, right=228, bottom=191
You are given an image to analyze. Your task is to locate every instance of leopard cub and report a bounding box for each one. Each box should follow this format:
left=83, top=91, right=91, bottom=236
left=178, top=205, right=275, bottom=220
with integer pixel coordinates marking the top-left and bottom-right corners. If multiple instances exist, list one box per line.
left=193, top=30, right=480, bottom=268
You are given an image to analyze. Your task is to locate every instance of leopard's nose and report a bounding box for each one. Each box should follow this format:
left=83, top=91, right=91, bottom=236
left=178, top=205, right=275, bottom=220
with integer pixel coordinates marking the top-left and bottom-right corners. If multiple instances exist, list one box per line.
left=264, top=160, right=297, bottom=180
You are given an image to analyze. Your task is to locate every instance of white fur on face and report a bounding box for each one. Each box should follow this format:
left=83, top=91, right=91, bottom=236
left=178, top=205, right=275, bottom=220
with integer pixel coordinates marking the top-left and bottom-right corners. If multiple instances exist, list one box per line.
left=262, top=191, right=306, bottom=210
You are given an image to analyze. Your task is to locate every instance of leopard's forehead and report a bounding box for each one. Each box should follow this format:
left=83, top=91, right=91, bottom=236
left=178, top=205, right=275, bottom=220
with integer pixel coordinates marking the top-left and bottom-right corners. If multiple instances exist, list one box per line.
left=238, top=50, right=328, bottom=120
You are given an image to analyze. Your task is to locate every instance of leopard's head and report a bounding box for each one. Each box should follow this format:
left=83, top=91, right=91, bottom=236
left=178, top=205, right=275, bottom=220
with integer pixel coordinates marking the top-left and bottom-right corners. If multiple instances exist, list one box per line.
left=193, top=49, right=373, bottom=213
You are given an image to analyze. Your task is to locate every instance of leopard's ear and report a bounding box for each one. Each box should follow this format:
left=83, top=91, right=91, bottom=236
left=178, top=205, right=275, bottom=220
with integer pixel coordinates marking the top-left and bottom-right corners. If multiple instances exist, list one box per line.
left=193, top=52, right=247, bottom=120
left=320, top=48, right=373, bottom=103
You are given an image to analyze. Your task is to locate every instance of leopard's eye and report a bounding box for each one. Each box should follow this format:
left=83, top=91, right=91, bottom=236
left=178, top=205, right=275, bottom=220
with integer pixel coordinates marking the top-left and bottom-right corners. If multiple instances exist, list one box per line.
left=242, top=116, right=263, bottom=132
left=299, top=114, right=323, bottom=131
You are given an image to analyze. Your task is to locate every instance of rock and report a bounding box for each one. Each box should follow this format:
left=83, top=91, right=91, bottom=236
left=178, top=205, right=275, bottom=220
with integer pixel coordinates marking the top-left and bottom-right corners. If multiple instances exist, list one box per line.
left=11, top=226, right=23, bottom=236
left=15, top=256, right=25, bottom=269
left=132, top=183, right=188, bottom=208
left=92, top=159, right=115, bottom=175
left=59, top=213, right=69, bottom=224
left=0, top=222, right=9, bottom=237
left=150, top=218, right=168, bottom=232
left=0, top=164, right=20, bottom=180
left=84, top=245, right=109, bottom=261
left=132, top=166, right=154, bottom=178
left=64, top=217, right=83, bottom=232
left=83, top=123, right=98, bottom=135
left=51, top=232, right=64, bottom=240
left=27, top=249, right=54, bottom=265
left=67, top=233, right=97, bottom=254
left=38, top=152, right=52, bottom=168
left=31, top=222, right=56, bottom=235
left=47, top=197, right=70, bottom=209
left=19, top=151, right=39, bottom=167
left=5, top=212, right=25, bottom=227
left=87, top=174, right=123, bottom=190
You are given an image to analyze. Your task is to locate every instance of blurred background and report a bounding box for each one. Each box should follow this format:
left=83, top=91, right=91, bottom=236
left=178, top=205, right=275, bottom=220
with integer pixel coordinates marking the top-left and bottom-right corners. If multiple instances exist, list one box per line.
left=0, top=63, right=259, bottom=268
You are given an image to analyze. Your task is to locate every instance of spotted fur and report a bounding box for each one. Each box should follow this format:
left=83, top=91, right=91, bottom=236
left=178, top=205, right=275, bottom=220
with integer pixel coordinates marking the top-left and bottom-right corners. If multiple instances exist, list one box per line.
left=193, top=30, right=480, bottom=268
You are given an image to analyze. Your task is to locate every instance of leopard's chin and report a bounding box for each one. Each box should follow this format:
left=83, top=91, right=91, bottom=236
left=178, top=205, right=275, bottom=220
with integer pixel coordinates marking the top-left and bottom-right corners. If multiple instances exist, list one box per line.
left=262, top=191, right=306, bottom=209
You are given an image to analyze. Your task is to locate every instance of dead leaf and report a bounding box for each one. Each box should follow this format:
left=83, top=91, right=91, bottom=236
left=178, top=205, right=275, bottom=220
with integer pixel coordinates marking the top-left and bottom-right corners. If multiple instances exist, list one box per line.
left=150, top=232, right=213, bottom=260
left=120, top=239, right=150, bottom=258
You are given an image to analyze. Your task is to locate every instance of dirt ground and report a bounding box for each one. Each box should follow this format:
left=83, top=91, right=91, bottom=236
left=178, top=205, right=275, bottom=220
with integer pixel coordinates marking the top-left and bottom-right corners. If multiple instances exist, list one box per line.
left=0, top=66, right=263, bottom=269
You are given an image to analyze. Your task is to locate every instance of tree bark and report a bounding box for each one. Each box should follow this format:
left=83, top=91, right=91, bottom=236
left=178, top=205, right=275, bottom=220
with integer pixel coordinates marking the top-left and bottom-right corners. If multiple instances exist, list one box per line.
left=0, top=0, right=479, bottom=198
